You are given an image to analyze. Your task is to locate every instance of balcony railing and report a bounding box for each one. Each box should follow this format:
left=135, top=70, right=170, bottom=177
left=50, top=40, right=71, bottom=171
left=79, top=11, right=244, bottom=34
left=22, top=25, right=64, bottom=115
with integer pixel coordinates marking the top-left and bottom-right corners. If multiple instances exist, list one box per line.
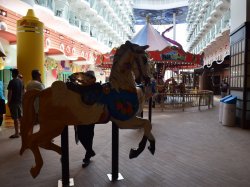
left=36, top=0, right=55, bottom=11
left=90, top=26, right=98, bottom=38
left=80, top=20, right=90, bottom=34
left=34, top=0, right=134, bottom=49
left=222, top=10, right=230, bottom=29
left=187, top=1, right=230, bottom=52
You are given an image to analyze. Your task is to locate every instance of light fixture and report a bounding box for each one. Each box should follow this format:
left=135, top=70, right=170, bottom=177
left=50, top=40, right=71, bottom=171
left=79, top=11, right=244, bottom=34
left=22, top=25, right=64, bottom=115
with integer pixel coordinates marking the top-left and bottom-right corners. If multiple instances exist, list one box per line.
left=0, top=9, right=7, bottom=17
left=44, top=29, right=50, bottom=34
left=59, top=35, right=64, bottom=40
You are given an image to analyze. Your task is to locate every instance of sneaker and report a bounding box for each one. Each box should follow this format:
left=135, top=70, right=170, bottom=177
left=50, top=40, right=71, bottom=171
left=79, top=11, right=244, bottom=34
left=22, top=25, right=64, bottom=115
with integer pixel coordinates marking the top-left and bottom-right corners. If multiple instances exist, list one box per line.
left=82, top=151, right=95, bottom=168
left=82, top=159, right=90, bottom=168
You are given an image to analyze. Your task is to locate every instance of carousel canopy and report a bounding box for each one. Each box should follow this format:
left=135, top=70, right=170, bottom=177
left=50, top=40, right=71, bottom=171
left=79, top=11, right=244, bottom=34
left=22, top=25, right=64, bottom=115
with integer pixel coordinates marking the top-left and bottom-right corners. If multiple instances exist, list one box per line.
left=131, top=22, right=172, bottom=51
left=130, top=21, right=203, bottom=70
left=96, top=21, right=203, bottom=70
left=95, top=48, right=116, bottom=69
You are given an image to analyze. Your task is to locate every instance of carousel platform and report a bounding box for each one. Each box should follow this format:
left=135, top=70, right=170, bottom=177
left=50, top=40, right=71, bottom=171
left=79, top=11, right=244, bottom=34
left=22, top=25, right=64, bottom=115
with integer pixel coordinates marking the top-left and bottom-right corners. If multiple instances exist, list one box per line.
left=1, top=96, right=250, bottom=187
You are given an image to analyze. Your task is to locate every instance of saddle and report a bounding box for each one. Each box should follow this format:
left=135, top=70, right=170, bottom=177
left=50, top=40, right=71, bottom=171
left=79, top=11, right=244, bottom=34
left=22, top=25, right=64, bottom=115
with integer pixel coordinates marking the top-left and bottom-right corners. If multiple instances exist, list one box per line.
left=66, top=72, right=138, bottom=121
left=66, top=72, right=103, bottom=105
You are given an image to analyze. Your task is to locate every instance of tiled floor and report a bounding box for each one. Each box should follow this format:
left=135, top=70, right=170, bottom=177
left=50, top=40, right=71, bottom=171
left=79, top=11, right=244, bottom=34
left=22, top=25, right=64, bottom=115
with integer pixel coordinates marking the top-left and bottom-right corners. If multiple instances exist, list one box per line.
left=1, top=96, right=250, bottom=187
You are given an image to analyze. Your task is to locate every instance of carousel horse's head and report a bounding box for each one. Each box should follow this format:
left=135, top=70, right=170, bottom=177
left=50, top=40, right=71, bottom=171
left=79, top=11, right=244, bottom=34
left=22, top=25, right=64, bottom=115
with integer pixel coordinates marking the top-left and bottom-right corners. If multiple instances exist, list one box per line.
left=112, top=41, right=150, bottom=86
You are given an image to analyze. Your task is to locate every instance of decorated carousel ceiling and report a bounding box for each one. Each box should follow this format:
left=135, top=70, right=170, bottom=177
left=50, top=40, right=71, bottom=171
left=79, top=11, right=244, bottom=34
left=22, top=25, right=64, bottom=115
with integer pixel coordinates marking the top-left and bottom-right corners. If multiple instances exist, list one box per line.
left=133, top=6, right=188, bottom=25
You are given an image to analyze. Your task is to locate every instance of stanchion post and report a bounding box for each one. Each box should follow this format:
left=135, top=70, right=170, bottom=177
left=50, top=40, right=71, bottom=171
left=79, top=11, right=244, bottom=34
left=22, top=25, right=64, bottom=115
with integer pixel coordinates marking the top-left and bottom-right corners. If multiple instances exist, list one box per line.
left=112, top=122, right=118, bottom=180
left=107, top=122, right=124, bottom=181
left=58, top=126, right=74, bottom=187
left=148, top=97, right=152, bottom=122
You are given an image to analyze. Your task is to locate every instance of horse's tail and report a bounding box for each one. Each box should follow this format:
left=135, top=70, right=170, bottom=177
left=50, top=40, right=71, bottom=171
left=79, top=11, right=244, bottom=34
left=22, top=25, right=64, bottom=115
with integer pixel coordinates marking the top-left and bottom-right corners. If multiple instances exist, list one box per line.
left=20, top=89, right=41, bottom=155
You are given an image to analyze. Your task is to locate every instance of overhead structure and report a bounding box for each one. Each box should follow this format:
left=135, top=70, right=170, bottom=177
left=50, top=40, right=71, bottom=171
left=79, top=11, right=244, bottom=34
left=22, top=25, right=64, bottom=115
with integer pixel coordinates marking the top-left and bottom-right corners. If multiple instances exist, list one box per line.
left=96, top=20, right=203, bottom=72
left=131, top=17, right=172, bottom=51
left=131, top=21, right=203, bottom=70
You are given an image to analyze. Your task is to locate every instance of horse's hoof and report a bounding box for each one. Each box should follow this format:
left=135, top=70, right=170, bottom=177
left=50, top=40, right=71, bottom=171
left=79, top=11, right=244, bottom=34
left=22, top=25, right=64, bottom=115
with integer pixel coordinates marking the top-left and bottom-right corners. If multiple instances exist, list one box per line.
left=148, top=146, right=155, bottom=155
left=30, top=167, right=39, bottom=178
left=129, top=136, right=148, bottom=159
left=129, top=148, right=139, bottom=159
left=148, top=140, right=155, bottom=155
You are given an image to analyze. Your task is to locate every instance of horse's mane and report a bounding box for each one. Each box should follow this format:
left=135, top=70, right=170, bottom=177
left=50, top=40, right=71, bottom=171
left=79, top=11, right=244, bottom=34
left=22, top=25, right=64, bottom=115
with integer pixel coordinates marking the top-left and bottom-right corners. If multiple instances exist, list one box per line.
left=109, top=42, right=136, bottom=92
left=111, top=43, right=127, bottom=67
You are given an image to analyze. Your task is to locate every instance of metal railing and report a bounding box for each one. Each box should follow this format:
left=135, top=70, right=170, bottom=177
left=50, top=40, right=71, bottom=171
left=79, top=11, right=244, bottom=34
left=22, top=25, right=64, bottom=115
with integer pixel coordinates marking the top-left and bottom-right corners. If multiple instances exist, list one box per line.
left=151, top=90, right=214, bottom=111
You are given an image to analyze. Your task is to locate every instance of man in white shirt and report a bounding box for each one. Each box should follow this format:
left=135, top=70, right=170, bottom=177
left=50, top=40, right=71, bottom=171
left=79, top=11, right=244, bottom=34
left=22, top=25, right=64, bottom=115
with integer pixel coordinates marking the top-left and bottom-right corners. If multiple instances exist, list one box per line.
left=26, top=70, right=45, bottom=91
left=26, top=70, right=45, bottom=123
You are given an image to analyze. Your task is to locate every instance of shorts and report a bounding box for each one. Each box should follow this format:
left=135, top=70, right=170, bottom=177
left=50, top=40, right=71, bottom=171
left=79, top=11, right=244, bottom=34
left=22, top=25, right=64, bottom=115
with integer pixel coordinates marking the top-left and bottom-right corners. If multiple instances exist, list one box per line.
left=9, top=103, right=22, bottom=120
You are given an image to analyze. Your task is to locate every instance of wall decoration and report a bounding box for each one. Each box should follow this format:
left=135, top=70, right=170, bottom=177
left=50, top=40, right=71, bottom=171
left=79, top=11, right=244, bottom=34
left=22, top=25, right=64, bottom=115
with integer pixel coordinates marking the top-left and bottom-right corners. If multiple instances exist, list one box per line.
left=44, top=57, right=58, bottom=70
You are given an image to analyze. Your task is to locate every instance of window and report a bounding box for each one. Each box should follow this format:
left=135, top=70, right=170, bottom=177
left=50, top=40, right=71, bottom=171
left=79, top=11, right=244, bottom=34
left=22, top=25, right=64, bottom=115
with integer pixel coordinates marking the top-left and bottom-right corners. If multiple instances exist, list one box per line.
left=230, top=40, right=245, bottom=88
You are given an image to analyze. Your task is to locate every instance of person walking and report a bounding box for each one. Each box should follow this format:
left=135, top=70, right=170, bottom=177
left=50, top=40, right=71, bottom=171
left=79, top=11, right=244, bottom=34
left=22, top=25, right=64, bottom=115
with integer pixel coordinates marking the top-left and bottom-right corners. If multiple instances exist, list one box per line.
left=75, top=70, right=97, bottom=167
left=7, top=69, right=24, bottom=138
left=76, top=124, right=96, bottom=167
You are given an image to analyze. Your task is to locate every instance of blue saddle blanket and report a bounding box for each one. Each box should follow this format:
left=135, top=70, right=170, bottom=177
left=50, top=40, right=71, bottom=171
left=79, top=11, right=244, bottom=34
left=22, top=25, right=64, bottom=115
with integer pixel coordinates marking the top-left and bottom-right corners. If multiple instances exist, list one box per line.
left=66, top=81, right=139, bottom=121
left=103, top=89, right=139, bottom=121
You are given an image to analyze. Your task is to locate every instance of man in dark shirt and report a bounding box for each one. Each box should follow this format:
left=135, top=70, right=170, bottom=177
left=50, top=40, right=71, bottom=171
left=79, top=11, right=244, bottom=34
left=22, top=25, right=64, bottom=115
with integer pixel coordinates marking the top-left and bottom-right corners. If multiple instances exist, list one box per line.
left=7, top=69, right=24, bottom=138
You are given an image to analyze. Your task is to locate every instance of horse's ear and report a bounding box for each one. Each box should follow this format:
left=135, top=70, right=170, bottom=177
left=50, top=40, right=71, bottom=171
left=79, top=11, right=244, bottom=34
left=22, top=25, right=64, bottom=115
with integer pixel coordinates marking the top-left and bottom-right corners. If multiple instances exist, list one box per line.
left=125, top=41, right=132, bottom=45
left=142, top=45, right=149, bottom=50
left=134, top=45, right=149, bottom=53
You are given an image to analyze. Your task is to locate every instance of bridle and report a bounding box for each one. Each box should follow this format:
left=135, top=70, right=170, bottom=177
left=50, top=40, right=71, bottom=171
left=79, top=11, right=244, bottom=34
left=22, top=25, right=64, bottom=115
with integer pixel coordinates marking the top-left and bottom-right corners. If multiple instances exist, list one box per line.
left=134, top=54, right=150, bottom=86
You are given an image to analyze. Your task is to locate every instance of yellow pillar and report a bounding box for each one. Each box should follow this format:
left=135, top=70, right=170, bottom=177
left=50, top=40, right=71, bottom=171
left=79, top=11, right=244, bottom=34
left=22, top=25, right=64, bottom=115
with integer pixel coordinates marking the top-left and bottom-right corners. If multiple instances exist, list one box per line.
left=17, top=9, right=44, bottom=85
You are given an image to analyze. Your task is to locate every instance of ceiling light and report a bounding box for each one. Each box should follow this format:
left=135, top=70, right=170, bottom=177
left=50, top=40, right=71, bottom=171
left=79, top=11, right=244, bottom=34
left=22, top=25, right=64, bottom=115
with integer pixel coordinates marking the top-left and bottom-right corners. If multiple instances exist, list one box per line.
left=0, top=9, right=7, bottom=17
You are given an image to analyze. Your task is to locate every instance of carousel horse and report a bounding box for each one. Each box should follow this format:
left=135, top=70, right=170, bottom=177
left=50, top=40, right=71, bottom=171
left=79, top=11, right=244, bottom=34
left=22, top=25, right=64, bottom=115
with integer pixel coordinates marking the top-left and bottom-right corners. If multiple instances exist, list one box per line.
left=20, top=41, right=155, bottom=178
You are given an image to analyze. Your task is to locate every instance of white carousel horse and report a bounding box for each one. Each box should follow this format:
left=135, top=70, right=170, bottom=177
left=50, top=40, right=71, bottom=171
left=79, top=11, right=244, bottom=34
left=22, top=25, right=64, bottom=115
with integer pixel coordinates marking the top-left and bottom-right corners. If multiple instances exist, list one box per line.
left=19, top=41, right=155, bottom=178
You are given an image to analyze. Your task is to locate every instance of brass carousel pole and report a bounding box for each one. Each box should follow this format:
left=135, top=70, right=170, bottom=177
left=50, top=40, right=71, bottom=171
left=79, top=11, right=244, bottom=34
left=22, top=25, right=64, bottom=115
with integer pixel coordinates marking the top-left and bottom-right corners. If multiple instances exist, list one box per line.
left=146, top=15, right=152, bottom=122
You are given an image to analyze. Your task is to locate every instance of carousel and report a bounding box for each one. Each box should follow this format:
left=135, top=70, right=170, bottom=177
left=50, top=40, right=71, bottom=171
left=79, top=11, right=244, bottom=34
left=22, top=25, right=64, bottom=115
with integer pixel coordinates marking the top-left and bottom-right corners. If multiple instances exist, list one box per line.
left=96, top=19, right=212, bottom=111
left=131, top=20, right=213, bottom=110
